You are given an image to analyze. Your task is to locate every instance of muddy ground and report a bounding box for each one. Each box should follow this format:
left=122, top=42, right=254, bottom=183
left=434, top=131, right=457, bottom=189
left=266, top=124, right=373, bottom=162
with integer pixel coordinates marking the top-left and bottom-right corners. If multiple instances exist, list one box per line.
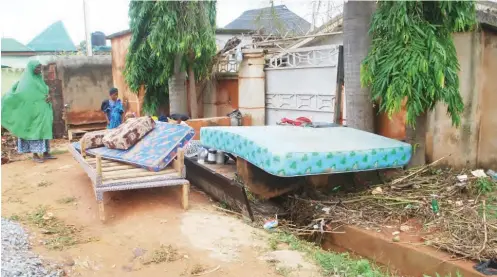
left=1, top=151, right=320, bottom=277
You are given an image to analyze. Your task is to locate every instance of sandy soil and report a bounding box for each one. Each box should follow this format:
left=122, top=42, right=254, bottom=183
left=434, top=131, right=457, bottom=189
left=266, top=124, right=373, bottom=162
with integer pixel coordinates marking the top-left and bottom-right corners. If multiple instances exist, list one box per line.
left=1, top=151, right=306, bottom=277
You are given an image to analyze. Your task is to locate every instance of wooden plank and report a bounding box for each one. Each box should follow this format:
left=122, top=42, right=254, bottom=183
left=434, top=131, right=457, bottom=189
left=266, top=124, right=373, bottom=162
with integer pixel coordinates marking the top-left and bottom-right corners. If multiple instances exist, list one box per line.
left=236, top=158, right=302, bottom=199
left=182, top=183, right=189, bottom=209
left=103, top=167, right=162, bottom=177
left=101, top=165, right=135, bottom=172
left=89, top=161, right=122, bottom=168
left=87, top=158, right=115, bottom=164
left=102, top=168, right=177, bottom=181
left=173, top=148, right=185, bottom=177
left=184, top=158, right=254, bottom=221
left=101, top=170, right=180, bottom=185
left=81, top=140, right=87, bottom=158
left=96, top=155, right=102, bottom=177
left=98, top=201, right=106, bottom=222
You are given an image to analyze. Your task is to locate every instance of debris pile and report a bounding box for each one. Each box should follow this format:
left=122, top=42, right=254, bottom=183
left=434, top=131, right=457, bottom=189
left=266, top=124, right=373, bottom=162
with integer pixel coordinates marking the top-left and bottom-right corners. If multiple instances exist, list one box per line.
left=1, top=128, right=18, bottom=164
left=283, top=166, right=497, bottom=261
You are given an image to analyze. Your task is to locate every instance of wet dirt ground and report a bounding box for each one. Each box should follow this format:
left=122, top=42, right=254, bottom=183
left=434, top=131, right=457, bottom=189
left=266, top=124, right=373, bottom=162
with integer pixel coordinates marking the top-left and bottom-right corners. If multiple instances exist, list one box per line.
left=1, top=151, right=286, bottom=277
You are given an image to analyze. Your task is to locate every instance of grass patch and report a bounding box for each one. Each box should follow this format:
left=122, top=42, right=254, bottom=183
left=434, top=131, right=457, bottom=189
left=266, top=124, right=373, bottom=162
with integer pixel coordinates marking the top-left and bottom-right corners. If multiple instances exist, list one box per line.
left=476, top=177, right=496, bottom=195
left=56, top=197, right=77, bottom=204
left=50, top=149, right=69, bottom=155
left=269, top=232, right=464, bottom=277
left=141, top=245, right=181, bottom=265
left=37, top=181, right=52, bottom=187
left=9, top=214, right=21, bottom=221
left=275, top=267, right=292, bottom=276
left=18, top=205, right=91, bottom=250
left=270, top=231, right=393, bottom=277
left=190, top=264, right=207, bottom=275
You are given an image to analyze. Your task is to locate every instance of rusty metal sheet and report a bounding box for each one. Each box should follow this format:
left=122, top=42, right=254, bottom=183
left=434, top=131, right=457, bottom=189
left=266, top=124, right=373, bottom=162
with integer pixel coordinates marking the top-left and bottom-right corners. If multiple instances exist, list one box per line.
left=66, top=110, right=106, bottom=125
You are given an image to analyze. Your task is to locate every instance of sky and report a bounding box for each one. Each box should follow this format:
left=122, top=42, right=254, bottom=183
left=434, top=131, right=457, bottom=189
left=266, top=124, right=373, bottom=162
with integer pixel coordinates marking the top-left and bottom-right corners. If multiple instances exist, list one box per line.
left=0, top=0, right=343, bottom=46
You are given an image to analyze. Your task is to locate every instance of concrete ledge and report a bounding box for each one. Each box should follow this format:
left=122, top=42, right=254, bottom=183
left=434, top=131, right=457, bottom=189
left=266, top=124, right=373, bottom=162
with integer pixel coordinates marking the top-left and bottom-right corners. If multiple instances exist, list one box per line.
left=323, top=225, right=484, bottom=277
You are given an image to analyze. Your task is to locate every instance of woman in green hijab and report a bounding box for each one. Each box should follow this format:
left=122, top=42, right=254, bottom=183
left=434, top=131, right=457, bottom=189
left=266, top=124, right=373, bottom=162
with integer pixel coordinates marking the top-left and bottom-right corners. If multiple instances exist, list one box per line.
left=1, top=60, right=56, bottom=163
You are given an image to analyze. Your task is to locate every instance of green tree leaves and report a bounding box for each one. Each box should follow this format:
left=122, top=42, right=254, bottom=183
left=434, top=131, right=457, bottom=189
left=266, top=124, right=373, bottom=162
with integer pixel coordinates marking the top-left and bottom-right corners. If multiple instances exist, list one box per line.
left=124, top=1, right=217, bottom=115
left=361, top=1, right=476, bottom=127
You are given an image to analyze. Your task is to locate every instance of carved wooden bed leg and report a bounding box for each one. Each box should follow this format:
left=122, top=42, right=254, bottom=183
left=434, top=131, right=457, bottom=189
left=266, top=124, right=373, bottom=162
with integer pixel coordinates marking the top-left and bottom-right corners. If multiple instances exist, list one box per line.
left=98, top=200, right=106, bottom=222
left=95, top=155, right=106, bottom=221
left=182, top=183, right=190, bottom=210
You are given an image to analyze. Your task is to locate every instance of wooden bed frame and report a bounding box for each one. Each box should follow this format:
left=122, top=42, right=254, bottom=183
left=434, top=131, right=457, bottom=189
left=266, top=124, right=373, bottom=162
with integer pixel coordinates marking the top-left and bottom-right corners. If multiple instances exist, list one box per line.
left=69, top=141, right=190, bottom=222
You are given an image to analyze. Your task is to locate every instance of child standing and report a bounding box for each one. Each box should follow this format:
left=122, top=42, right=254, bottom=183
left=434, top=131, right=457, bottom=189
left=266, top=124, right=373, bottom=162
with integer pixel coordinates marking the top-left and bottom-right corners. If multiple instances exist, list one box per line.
left=101, top=88, right=124, bottom=129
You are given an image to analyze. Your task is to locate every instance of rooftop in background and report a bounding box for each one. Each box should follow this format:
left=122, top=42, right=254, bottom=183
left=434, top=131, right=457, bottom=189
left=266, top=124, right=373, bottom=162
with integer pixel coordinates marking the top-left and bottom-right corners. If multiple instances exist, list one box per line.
left=224, top=5, right=313, bottom=35
left=27, top=21, right=77, bottom=52
left=107, top=28, right=254, bottom=40
left=1, top=38, right=34, bottom=52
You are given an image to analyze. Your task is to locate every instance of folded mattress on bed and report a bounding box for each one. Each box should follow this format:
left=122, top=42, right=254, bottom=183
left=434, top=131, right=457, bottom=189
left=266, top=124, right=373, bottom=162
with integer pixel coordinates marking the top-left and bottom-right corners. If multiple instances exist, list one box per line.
left=73, top=122, right=195, bottom=172
left=200, top=126, right=412, bottom=177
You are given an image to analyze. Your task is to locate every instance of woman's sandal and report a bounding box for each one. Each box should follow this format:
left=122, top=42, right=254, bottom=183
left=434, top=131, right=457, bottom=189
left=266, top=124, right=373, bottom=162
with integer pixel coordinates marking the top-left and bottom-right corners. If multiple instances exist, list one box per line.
left=33, top=157, right=44, bottom=163
left=43, top=153, right=57, bottom=160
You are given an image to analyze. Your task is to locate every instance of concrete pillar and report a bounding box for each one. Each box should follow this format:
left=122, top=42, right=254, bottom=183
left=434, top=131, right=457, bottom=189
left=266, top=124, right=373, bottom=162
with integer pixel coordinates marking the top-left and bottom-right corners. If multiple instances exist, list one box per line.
left=238, top=49, right=265, bottom=125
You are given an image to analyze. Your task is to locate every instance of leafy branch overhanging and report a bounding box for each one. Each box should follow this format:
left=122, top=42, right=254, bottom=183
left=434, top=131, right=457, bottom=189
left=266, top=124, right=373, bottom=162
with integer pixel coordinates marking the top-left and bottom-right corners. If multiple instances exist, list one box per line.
left=360, top=1, right=477, bottom=127
left=123, top=1, right=217, bottom=114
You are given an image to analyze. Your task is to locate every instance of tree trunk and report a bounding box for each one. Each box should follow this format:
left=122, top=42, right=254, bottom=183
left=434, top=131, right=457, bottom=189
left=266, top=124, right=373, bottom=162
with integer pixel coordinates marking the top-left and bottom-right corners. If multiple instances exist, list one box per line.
left=188, top=65, right=198, bottom=119
left=168, top=55, right=188, bottom=115
left=343, top=0, right=376, bottom=132
left=406, top=113, right=427, bottom=168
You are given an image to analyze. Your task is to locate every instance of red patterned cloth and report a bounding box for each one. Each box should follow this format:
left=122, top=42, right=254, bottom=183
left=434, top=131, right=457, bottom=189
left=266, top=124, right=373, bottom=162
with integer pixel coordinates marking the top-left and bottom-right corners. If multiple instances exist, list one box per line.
left=80, top=130, right=107, bottom=150
left=278, top=117, right=312, bottom=126
left=103, top=116, right=156, bottom=150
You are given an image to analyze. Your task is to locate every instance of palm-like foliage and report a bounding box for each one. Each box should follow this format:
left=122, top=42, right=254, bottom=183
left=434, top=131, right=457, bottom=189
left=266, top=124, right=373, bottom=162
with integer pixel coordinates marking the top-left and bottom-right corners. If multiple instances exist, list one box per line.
left=124, top=1, right=217, bottom=114
left=361, top=1, right=476, bottom=127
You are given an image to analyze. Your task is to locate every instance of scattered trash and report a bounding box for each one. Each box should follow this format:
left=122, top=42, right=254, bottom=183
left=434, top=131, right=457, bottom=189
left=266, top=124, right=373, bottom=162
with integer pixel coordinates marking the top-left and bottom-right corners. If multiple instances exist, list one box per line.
left=133, top=248, right=147, bottom=258
left=471, top=169, right=487, bottom=178
left=392, top=236, right=400, bottom=242
left=392, top=231, right=400, bottom=236
left=486, top=169, right=497, bottom=181
left=371, top=187, right=383, bottom=195
left=430, top=196, right=440, bottom=215
left=399, top=225, right=410, bottom=232
left=121, top=264, right=133, bottom=272
left=42, top=212, right=54, bottom=220
left=457, top=174, right=468, bottom=182
left=263, top=215, right=278, bottom=230
left=321, top=207, right=331, bottom=214
left=474, top=258, right=497, bottom=276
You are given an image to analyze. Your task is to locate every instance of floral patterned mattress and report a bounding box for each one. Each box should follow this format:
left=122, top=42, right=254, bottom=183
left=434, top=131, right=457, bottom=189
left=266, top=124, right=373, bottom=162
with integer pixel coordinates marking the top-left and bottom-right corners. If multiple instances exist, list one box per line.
left=73, top=122, right=195, bottom=172
left=200, top=126, right=412, bottom=177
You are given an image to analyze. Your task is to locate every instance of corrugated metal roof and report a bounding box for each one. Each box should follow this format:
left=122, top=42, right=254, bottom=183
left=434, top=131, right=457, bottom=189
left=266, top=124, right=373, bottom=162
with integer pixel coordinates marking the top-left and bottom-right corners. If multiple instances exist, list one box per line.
left=1, top=38, right=34, bottom=52
left=224, top=5, right=312, bottom=35
left=27, top=21, right=77, bottom=52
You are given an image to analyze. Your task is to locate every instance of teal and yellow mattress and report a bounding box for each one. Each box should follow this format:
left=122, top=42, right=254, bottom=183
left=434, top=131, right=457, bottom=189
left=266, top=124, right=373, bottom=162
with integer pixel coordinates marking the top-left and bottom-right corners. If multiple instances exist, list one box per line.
left=200, top=126, right=412, bottom=177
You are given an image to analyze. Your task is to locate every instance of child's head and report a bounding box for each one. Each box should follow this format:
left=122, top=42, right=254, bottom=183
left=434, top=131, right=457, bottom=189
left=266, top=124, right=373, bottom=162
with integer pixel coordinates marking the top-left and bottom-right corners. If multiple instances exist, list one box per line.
left=109, top=87, right=118, bottom=101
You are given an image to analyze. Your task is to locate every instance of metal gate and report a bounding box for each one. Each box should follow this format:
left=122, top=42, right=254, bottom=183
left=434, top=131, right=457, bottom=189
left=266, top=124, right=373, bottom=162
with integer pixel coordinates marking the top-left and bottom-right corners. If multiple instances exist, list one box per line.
left=264, top=45, right=343, bottom=125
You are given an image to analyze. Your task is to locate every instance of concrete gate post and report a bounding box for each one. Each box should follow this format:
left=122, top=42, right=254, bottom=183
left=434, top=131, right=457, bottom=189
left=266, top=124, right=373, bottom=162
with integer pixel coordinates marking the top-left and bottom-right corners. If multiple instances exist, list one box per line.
left=238, top=49, right=265, bottom=125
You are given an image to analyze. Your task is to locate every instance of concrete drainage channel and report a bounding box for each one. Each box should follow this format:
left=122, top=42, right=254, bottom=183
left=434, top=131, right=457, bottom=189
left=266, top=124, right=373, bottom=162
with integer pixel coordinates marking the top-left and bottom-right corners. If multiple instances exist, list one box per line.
left=183, top=159, right=485, bottom=276
left=321, top=225, right=484, bottom=277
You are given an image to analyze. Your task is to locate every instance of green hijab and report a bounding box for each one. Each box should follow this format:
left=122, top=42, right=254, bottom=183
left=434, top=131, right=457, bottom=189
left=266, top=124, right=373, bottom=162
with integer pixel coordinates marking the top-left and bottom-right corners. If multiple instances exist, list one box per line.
left=1, top=60, right=53, bottom=140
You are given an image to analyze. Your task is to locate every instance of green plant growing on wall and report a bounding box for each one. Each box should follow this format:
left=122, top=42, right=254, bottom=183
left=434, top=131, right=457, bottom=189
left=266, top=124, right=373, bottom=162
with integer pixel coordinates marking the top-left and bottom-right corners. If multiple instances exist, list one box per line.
left=124, top=1, right=217, bottom=116
left=360, top=1, right=477, bottom=166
